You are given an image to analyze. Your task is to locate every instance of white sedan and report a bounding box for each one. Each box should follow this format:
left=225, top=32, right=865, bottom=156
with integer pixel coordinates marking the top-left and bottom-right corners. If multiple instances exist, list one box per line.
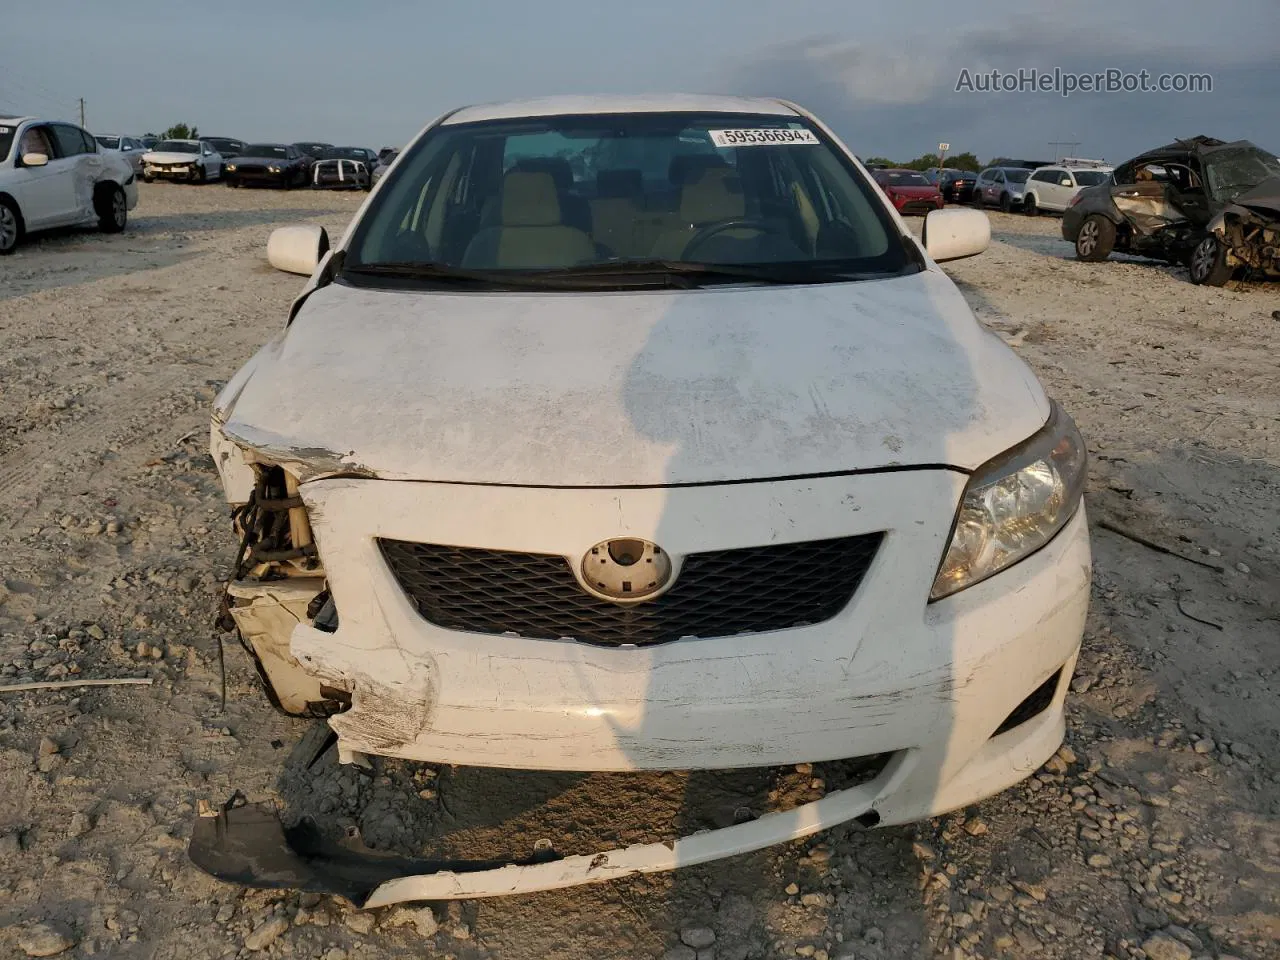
left=0, top=115, right=138, bottom=254
left=195, top=94, right=1090, bottom=904
left=141, top=138, right=222, bottom=183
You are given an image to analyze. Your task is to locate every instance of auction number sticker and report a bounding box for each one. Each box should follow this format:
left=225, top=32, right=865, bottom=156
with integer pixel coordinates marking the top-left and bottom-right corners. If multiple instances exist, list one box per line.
left=709, top=128, right=820, bottom=148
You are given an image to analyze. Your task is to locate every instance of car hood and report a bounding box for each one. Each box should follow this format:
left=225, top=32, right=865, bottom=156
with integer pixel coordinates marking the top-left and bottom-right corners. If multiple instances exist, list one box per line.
left=1230, top=175, right=1280, bottom=218
left=886, top=185, right=939, bottom=197
left=217, top=270, right=1050, bottom=486
left=231, top=154, right=292, bottom=164
left=144, top=151, right=200, bottom=164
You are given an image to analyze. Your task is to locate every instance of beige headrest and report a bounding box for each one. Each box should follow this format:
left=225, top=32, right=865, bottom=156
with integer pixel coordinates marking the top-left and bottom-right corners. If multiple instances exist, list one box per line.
left=679, top=167, right=745, bottom=224
left=502, top=171, right=563, bottom=227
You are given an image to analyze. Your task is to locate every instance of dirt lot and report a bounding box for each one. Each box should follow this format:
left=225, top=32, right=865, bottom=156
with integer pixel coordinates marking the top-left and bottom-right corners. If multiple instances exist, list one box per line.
left=1, top=184, right=1277, bottom=960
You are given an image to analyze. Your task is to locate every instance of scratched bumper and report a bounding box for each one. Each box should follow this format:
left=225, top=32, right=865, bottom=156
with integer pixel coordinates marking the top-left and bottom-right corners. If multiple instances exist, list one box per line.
left=291, top=472, right=1087, bottom=781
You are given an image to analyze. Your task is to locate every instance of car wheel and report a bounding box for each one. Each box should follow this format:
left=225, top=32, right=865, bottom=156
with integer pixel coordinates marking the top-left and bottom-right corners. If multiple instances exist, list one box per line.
left=999, top=192, right=1013, bottom=213
left=0, top=198, right=24, bottom=255
left=1189, top=234, right=1233, bottom=286
left=1075, top=214, right=1116, bottom=262
left=1023, top=194, right=1038, bottom=216
left=96, top=185, right=128, bottom=234
left=142, top=173, right=154, bottom=183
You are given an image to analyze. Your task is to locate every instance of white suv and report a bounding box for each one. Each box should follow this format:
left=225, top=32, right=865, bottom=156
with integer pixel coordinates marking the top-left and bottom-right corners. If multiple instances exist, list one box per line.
left=0, top=115, right=139, bottom=254
left=1023, top=164, right=1114, bottom=215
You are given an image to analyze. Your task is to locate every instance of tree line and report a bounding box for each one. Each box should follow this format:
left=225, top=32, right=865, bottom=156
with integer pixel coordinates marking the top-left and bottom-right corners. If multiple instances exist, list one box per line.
left=860, top=151, right=983, bottom=172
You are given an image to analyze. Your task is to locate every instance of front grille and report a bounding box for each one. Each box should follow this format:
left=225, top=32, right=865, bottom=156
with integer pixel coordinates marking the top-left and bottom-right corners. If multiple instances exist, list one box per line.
left=379, top=534, right=883, bottom=648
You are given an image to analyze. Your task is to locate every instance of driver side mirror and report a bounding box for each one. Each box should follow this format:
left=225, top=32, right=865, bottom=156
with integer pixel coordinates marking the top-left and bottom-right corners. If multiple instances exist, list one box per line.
left=266, top=224, right=330, bottom=276
left=22, top=152, right=49, bottom=168
left=921, top=208, right=990, bottom=262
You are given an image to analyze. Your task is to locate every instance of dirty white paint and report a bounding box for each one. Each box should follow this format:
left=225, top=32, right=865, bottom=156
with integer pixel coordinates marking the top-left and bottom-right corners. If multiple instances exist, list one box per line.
left=219, top=270, right=1049, bottom=487
left=288, top=471, right=1088, bottom=775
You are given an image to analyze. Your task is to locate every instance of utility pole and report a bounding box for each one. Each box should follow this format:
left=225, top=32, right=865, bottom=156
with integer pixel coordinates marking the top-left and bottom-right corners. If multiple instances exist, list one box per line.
left=79, top=98, right=85, bottom=127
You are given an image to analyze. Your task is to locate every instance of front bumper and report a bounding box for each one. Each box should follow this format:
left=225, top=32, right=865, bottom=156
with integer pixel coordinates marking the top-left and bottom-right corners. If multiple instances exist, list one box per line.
left=200, top=471, right=1090, bottom=899
left=145, top=164, right=194, bottom=179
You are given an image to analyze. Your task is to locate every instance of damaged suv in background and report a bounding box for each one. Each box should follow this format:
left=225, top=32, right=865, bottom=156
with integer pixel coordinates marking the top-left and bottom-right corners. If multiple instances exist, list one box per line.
left=1064, top=135, right=1280, bottom=285
left=198, top=95, right=1090, bottom=905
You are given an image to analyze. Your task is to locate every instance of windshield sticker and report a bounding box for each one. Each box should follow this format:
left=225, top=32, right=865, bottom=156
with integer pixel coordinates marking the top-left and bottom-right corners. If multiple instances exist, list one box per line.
left=709, top=129, right=820, bottom=148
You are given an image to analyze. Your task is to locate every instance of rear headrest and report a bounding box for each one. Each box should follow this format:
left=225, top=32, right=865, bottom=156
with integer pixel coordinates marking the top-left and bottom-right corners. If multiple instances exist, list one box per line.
left=596, top=168, right=643, bottom=198
left=501, top=171, right=563, bottom=227
left=509, top=157, right=573, bottom=191
left=679, top=167, right=745, bottom=223
left=668, top=154, right=730, bottom=186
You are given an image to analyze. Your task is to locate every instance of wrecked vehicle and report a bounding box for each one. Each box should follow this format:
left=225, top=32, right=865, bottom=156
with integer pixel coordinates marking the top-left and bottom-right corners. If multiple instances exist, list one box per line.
left=198, top=94, right=1091, bottom=904
left=1063, top=135, right=1280, bottom=285
left=0, top=114, right=138, bottom=254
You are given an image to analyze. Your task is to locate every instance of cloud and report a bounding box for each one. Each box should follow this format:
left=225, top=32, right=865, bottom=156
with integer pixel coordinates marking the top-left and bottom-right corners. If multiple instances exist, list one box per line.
left=722, top=16, right=1280, bottom=161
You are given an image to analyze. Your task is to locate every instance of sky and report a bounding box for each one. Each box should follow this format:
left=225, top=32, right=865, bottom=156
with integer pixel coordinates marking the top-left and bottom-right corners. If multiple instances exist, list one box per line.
left=3, top=0, right=1277, bottom=163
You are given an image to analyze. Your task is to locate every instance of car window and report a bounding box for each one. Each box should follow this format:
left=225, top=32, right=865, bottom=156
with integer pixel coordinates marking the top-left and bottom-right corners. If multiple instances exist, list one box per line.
left=78, top=128, right=98, bottom=153
left=96, top=136, right=121, bottom=150
left=52, top=124, right=89, bottom=157
left=1203, top=146, right=1280, bottom=201
left=349, top=111, right=912, bottom=281
left=880, top=170, right=931, bottom=186
left=18, top=125, right=56, bottom=159
left=1030, top=170, right=1053, bottom=183
left=1004, top=169, right=1030, bottom=184
left=993, top=171, right=1005, bottom=183
left=1072, top=170, right=1110, bottom=187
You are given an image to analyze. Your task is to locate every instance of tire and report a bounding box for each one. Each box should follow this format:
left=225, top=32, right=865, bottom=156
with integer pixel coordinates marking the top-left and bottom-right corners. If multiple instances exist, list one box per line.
left=1075, top=214, right=1115, bottom=262
left=999, top=192, right=1013, bottom=213
left=142, top=173, right=154, bottom=184
left=1189, top=234, right=1233, bottom=286
left=0, top=197, right=24, bottom=255
left=1023, top=194, right=1038, bottom=216
left=96, top=185, right=128, bottom=234
left=190, top=164, right=203, bottom=184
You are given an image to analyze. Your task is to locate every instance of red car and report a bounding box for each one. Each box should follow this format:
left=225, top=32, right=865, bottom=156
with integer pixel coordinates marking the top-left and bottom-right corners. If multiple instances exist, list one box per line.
left=871, top=168, right=945, bottom=215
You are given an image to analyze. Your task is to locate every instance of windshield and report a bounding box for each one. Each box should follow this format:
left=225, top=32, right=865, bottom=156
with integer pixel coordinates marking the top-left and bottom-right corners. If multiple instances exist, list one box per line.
left=155, top=140, right=198, bottom=154
left=346, top=112, right=911, bottom=285
left=881, top=171, right=931, bottom=186
left=1204, top=147, right=1280, bottom=201
left=324, top=147, right=368, bottom=160
left=1072, top=170, right=1110, bottom=186
left=0, top=124, right=15, bottom=161
left=244, top=144, right=289, bottom=159
left=1003, top=169, right=1030, bottom=183
left=96, top=136, right=121, bottom=149
left=205, top=140, right=239, bottom=153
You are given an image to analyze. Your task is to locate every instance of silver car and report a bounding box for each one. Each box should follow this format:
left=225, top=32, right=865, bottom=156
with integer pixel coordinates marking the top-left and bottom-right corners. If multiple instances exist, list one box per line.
left=973, top=166, right=1033, bottom=212
left=94, top=135, right=147, bottom=175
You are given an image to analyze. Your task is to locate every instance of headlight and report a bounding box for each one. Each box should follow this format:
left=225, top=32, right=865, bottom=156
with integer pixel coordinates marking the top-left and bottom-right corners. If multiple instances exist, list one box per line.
left=226, top=163, right=237, bottom=172
left=268, top=165, right=281, bottom=173
left=930, top=401, right=1086, bottom=601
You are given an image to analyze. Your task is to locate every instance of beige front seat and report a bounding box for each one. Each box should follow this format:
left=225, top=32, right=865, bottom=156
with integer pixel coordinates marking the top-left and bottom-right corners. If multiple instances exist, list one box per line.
left=649, top=166, right=748, bottom=260
left=462, top=171, right=596, bottom=269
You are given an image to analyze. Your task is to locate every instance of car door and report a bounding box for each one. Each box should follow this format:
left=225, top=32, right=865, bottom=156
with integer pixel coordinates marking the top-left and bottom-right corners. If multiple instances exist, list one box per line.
left=986, top=169, right=1003, bottom=203
left=1037, top=169, right=1067, bottom=210
left=202, top=142, right=221, bottom=177
left=52, top=124, right=101, bottom=222
left=13, top=123, right=80, bottom=228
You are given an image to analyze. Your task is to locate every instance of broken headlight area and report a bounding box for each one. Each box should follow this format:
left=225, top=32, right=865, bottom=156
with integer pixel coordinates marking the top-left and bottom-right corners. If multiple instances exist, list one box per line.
left=216, top=463, right=347, bottom=718
left=1218, top=214, right=1280, bottom=276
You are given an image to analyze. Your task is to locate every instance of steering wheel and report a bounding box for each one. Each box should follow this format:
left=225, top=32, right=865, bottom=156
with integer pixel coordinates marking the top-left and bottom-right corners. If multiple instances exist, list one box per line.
left=680, top=219, right=788, bottom=260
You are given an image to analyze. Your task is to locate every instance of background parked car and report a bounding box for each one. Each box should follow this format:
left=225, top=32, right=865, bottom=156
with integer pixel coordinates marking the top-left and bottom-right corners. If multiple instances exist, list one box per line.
left=311, top=146, right=378, bottom=190
left=371, top=148, right=399, bottom=185
left=1022, top=164, right=1113, bottom=215
left=929, top=168, right=978, bottom=204
left=871, top=168, right=945, bottom=214
left=0, top=115, right=138, bottom=254
left=224, top=143, right=312, bottom=188
left=142, top=139, right=223, bottom=183
left=974, top=166, right=1033, bottom=212
left=139, top=135, right=159, bottom=150
left=201, top=137, right=245, bottom=161
left=94, top=134, right=147, bottom=175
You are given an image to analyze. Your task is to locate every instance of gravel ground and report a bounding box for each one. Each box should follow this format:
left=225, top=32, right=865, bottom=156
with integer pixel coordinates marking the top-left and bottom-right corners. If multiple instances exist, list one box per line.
left=0, top=184, right=1277, bottom=960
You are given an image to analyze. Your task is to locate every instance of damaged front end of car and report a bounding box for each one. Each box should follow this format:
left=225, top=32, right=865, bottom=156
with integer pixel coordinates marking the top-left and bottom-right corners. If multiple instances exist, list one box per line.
left=1199, top=183, right=1280, bottom=285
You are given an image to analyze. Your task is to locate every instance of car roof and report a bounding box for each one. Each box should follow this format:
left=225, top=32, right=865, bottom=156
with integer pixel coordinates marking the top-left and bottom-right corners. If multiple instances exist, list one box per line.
left=155, top=138, right=200, bottom=144
left=442, top=94, right=799, bottom=125
left=1134, top=136, right=1258, bottom=161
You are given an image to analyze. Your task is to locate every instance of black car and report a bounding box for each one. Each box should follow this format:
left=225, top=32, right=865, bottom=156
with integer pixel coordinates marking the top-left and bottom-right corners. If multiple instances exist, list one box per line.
left=292, top=142, right=334, bottom=162
left=1063, top=135, right=1280, bottom=285
left=930, top=168, right=978, bottom=204
left=310, top=146, right=378, bottom=190
left=223, top=143, right=312, bottom=188
left=201, top=137, right=245, bottom=160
